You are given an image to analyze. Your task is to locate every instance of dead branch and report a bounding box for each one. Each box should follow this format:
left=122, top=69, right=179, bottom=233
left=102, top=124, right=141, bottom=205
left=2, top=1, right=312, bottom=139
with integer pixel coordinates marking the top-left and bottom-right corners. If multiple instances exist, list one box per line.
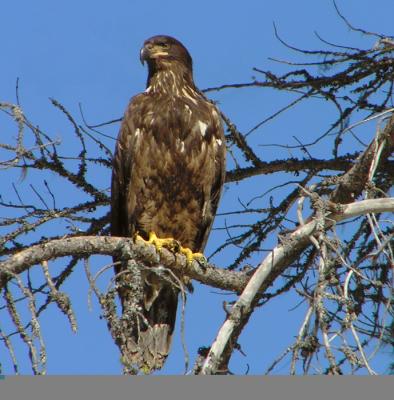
left=197, top=105, right=394, bottom=376
left=198, top=197, right=394, bottom=374
left=0, top=236, right=249, bottom=293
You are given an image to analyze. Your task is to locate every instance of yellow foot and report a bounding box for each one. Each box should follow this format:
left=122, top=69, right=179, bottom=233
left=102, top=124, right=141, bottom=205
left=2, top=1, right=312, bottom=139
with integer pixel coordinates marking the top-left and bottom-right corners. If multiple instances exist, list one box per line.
left=180, top=246, right=207, bottom=266
left=135, top=232, right=180, bottom=252
left=135, top=232, right=206, bottom=266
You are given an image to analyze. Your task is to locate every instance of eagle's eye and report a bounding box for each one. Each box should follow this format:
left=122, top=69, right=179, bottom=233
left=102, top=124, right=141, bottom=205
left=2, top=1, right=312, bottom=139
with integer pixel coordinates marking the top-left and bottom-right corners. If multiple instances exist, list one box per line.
left=157, top=42, right=169, bottom=49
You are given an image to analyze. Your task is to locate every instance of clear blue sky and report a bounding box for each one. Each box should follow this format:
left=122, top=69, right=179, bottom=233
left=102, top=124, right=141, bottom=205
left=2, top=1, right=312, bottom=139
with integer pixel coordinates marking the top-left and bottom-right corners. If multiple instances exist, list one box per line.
left=1, top=0, right=393, bottom=374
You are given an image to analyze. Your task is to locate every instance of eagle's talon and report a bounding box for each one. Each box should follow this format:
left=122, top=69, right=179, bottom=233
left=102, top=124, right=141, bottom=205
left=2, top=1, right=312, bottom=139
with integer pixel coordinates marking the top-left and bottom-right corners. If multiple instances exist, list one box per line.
left=134, top=233, right=145, bottom=243
left=180, top=247, right=206, bottom=266
left=167, top=239, right=181, bottom=252
left=136, top=231, right=180, bottom=254
left=196, top=255, right=208, bottom=268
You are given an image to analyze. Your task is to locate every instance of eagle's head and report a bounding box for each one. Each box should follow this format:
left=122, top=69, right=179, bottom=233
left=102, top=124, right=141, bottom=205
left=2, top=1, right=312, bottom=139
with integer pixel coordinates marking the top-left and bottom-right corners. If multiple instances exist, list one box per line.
left=140, top=35, right=193, bottom=72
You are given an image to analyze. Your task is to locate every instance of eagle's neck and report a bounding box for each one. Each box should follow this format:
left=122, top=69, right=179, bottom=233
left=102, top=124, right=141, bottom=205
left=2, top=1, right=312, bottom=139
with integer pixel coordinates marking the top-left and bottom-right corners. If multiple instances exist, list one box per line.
left=146, top=62, right=196, bottom=96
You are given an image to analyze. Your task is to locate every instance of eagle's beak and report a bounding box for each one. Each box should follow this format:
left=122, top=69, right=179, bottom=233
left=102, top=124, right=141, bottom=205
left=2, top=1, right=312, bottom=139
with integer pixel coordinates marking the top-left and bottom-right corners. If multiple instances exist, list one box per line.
left=140, top=44, right=169, bottom=65
left=140, top=47, right=148, bottom=65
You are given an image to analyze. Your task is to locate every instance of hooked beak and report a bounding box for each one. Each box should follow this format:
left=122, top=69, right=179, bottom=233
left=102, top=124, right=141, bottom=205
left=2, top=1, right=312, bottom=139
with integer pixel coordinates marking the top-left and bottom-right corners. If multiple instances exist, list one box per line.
left=140, top=47, right=148, bottom=65
left=140, top=43, right=169, bottom=65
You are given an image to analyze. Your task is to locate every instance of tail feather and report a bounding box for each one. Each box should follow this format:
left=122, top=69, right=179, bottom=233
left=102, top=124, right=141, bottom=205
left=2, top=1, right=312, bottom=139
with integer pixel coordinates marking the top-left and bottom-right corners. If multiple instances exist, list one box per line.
left=128, top=323, right=172, bottom=371
left=116, top=266, right=179, bottom=373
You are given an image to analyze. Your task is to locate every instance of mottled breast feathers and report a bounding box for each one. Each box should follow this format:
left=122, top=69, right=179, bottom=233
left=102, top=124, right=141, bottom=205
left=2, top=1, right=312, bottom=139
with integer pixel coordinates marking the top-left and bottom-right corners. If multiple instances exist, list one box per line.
left=112, top=72, right=225, bottom=252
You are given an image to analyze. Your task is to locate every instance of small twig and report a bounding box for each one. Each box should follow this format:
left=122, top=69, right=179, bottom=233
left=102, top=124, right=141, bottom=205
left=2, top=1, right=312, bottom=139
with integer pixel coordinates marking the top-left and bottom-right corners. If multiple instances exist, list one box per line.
left=344, top=270, right=378, bottom=375
left=41, top=261, right=77, bottom=333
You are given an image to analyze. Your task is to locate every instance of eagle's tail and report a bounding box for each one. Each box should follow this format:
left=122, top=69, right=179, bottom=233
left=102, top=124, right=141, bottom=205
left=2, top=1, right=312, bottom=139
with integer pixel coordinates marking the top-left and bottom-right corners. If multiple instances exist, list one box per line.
left=116, top=266, right=179, bottom=373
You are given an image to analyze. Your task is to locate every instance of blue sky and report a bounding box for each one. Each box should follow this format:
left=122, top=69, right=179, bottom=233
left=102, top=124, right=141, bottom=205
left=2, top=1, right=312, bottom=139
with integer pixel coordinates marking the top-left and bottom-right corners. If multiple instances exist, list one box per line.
left=1, top=1, right=393, bottom=374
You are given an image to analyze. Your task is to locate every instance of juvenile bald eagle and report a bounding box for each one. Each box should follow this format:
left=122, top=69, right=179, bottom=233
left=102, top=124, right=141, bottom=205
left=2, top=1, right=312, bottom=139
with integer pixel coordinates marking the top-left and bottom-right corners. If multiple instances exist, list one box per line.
left=111, top=35, right=226, bottom=372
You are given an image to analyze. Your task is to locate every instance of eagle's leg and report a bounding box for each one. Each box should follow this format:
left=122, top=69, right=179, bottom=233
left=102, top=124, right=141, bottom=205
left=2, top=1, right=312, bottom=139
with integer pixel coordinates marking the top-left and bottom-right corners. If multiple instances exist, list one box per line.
left=136, top=231, right=180, bottom=252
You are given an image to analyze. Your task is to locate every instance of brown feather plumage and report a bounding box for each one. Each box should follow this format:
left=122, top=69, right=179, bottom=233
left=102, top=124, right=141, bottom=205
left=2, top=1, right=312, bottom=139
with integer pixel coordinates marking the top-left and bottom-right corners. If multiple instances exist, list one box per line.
left=111, top=35, right=226, bottom=372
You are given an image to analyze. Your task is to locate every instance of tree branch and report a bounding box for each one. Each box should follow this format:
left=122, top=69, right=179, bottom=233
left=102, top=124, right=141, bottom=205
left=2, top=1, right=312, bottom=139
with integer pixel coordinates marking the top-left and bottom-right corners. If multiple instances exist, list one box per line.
left=198, top=113, right=393, bottom=373
left=225, top=154, right=364, bottom=183
left=198, top=197, right=394, bottom=374
left=331, top=113, right=394, bottom=203
left=0, top=236, right=249, bottom=293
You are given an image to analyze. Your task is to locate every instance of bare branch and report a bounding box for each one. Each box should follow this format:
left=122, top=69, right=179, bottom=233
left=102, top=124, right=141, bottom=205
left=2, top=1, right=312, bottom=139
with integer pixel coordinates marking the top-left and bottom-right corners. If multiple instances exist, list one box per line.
left=0, top=236, right=250, bottom=293
left=199, top=197, right=394, bottom=374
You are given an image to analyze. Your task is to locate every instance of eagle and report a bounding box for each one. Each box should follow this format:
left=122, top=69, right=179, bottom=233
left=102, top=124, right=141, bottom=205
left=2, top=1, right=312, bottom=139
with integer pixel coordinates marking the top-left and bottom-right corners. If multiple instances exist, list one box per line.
left=111, top=35, right=226, bottom=372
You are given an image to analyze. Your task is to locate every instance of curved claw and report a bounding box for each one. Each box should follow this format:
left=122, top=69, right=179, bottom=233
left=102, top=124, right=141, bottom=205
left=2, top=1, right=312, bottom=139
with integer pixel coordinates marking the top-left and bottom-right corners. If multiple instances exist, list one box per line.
left=135, top=232, right=205, bottom=266
left=135, top=232, right=180, bottom=252
left=180, top=247, right=206, bottom=266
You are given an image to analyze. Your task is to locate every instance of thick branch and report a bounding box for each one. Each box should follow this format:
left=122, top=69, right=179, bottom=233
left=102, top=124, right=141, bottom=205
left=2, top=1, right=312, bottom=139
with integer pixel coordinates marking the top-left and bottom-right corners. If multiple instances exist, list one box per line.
left=0, top=236, right=249, bottom=293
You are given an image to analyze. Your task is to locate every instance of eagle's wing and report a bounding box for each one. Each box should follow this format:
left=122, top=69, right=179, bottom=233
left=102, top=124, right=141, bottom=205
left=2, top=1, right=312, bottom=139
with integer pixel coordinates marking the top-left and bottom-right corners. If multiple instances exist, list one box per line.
left=111, top=96, right=141, bottom=239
